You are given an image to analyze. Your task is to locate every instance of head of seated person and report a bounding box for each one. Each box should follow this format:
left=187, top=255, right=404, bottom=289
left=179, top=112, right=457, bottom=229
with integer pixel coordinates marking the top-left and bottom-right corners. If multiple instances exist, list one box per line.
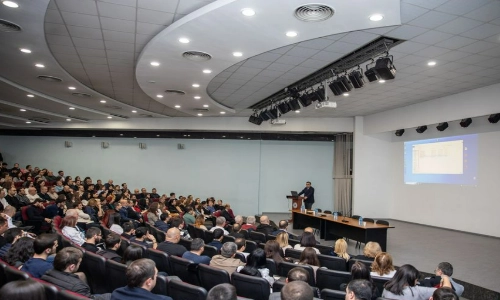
left=0, top=279, right=47, bottom=300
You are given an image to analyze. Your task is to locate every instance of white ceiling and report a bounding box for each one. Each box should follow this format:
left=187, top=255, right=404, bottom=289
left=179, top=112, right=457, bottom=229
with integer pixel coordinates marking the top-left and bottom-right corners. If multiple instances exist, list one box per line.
left=0, top=0, right=499, bottom=128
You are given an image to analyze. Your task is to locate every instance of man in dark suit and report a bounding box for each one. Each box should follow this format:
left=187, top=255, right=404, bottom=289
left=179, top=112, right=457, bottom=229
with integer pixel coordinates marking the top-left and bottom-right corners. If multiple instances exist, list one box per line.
left=298, top=181, right=315, bottom=209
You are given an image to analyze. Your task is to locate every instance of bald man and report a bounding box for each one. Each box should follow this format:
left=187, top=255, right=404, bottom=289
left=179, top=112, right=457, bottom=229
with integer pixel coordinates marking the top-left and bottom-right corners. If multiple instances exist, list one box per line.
left=256, top=215, right=277, bottom=236
left=156, top=227, right=187, bottom=257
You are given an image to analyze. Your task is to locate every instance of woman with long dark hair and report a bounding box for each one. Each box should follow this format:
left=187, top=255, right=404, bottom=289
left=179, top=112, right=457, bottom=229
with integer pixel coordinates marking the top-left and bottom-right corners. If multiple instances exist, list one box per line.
left=382, top=264, right=451, bottom=300
left=121, top=244, right=144, bottom=266
left=237, top=248, right=274, bottom=286
left=264, top=240, right=284, bottom=264
left=293, top=231, right=320, bottom=254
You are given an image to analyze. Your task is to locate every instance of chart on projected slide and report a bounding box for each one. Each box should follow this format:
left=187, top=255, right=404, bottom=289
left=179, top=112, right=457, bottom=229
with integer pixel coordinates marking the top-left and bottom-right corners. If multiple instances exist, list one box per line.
left=412, top=140, right=464, bottom=175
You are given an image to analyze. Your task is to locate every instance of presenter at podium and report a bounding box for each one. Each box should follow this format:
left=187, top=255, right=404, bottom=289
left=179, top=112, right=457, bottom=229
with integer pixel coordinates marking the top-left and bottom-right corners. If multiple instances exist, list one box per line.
left=298, top=181, right=315, bottom=209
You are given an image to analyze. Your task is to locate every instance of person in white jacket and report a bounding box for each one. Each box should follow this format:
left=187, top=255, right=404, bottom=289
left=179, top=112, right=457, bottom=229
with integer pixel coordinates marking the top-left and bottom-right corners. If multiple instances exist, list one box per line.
left=61, top=215, right=85, bottom=246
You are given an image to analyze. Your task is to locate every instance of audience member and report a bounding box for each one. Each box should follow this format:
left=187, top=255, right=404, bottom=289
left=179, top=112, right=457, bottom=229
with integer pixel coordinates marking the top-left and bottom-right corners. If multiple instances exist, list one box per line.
left=353, top=241, right=382, bottom=261
left=332, top=238, right=350, bottom=261
left=297, top=247, right=323, bottom=280
left=111, top=258, right=172, bottom=300
left=294, top=232, right=320, bottom=254
left=210, top=241, right=245, bottom=275
left=237, top=248, right=274, bottom=286
left=5, top=236, right=35, bottom=268
left=21, top=233, right=57, bottom=278
left=229, top=223, right=246, bottom=239
left=255, top=215, right=277, bottom=235
left=130, top=227, right=157, bottom=249
left=108, top=212, right=124, bottom=235
left=121, top=221, right=135, bottom=239
left=155, top=213, right=170, bottom=231
left=272, top=220, right=298, bottom=239
left=210, top=216, right=229, bottom=235
left=121, top=244, right=144, bottom=266
left=44, top=197, right=66, bottom=219
left=61, top=216, right=85, bottom=246
left=0, top=227, right=22, bottom=258
left=276, top=231, right=292, bottom=255
left=183, top=206, right=196, bottom=225
left=269, top=267, right=319, bottom=300
left=234, top=237, right=249, bottom=259
left=97, top=233, right=122, bottom=262
left=265, top=240, right=285, bottom=264
left=147, top=202, right=159, bottom=226
left=169, top=217, right=190, bottom=239
left=281, top=281, right=314, bottom=300
left=81, top=227, right=102, bottom=253
left=382, top=264, right=451, bottom=300
left=241, top=215, right=256, bottom=231
left=182, top=238, right=211, bottom=264
left=370, top=252, right=396, bottom=278
left=194, top=214, right=207, bottom=230
left=341, top=261, right=380, bottom=299
left=0, top=280, right=47, bottom=300
left=345, top=279, right=373, bottom=300
left=208, top=228, right=224, bottom=252
left=156, top=227, right=187, bottom=257
left=421, top=262, right=464, bottom=296
left=206, top=283, right=237, bottom=300
left=430, top=287, right=459, bottom=300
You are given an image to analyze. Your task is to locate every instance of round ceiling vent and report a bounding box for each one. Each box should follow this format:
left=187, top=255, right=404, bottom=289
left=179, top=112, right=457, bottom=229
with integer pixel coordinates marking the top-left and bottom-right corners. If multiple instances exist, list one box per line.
left=182, top=51, right=212, bottom=62
left=0, top=19, right=21, bottom=32
left=72, top=93, right=92, bottom=98
left=37, top=75, right=63, bottom=82
left=164, top=89, right=186, bottom=95
left=294, top=4, right=334, bottom=22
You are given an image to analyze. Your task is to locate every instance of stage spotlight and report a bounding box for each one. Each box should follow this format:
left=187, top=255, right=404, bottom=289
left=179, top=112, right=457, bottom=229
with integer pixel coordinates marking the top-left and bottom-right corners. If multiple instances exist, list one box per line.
left=260, top=110, right=271, bottom=121
left=308, top=90, right=320, bottom=102
left=298, top=94, right=313, bottom=107
left=365, top=67, right=379, bottom=82
left=266, top=107, right=279, bottom=119
left=288, top=98, right=301, bottom=111
left=278, top=101, right=291, bottom=114
left=488, top=113, right=500, bottom=124
left=337, top=76, right=353, bottom=93
left=374, top=56, right=396, bottom=80
left=348, top=70, right=365, bottom=88
left=436, top=122, right=448, bottom=131
left=416, top=126, right=427, bottom=133
left=328, top=80, right=343, bottom=96
left=460, top=118, right=472, bottom=128
left=315, top=86, right=326, bottom=102
left=248, top=114, right=263, bottom=125
left=395, top=129, right=405, bottom=136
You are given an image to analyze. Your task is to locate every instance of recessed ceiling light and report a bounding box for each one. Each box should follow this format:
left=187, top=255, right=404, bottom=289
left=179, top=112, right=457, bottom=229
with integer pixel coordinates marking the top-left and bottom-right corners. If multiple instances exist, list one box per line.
left=20, top=48, right=31, bottom=53
left=369, top=14, right=384, bottom=21
left=343, top=93, right=349, bottom=96
left=132, top=110, right=137, bottom=113
left=427, top=61, right=437, bottom=66
left=35, top=63, right=44, bottom=68
left=120, top=134, right=123, bottom=136
left=134, top=137, right=137, bottom=139
left=107, top=116, right=112, bottom=119
left=192, top=84, right=200, bottom=88
left=194, top=96, right=201, bottom=99
left=202, top=69, right=212, bottom=74
left=379, top=80, right=386, bottom=83
left=203, top=104, right=209, bottom=108
left=241, top=8, right=255, bottom=16
left=69, top=107, right=75, bottom=110
left=178, top=38, right=190, bottom=43
left=286, top=31, right=298, bottom=37
left=27, top=94, right=34, bottom=98
left=68, top=86, right=76, bottom=90
left=222, top=135, right=226, bottom=138
left=295, top=110, right=300, bottom=113
left=233, top=52, right=243, bottom=57
left=220, top=111, right=226, bottom=114
left=197, top=113, right=203, bottom=116
left=156, top=94, right=163, bottom=98
left=100, top=100, right=106, bottom=103
left=66, top=118, right=71, bottom=121
left=156, top=135, right=160, bottom=137
left=25, top=121, right=31, bottom=124
left=20, top=109, right=26, bottom=112
left=174, top=105, right=181, bottom=108
left=2, top=1, right=18, bottom=8
left=150, top=61, right=160, bottom=66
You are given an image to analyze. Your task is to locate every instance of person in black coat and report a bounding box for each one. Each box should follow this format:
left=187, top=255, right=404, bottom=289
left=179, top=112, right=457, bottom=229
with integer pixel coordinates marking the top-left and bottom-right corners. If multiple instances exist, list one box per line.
left=298, top=181, right=315, bottom=209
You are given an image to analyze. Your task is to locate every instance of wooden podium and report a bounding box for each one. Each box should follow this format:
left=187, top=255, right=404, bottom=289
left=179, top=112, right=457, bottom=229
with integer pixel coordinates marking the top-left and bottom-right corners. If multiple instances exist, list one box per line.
left=286, top=195, right=305, bottom=222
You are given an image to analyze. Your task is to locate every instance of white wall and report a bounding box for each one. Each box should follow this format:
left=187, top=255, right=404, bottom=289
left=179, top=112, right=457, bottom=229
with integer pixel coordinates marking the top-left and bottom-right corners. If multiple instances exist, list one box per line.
left=353, top=83, right=500, bottom=237
left=0, top=136, right=334, bottom=215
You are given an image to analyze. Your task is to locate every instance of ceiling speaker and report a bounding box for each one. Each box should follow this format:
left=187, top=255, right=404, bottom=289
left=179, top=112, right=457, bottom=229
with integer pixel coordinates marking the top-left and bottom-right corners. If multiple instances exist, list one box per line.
left=436, top=122, right=448, bottom=131
left=278, top=102, right=291, bottom=114
left=460, top=118, right=472, bottom=128
left=488, top=113, right=500, bottom=124
left=249, top=115, right=263, bottom=125
left=416, top=126, right=427, bottom=133
left=395, top=129, right=404, bottom=137
left=288, top=98, right=301, bottom=111
left=298, top=94, right=313, bottom=107
left=348, top=70, right=365, bottom=88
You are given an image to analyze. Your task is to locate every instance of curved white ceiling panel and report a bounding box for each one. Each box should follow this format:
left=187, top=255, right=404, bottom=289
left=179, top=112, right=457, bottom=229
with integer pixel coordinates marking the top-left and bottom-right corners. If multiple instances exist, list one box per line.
left=137, top=0, right=401, bottom=117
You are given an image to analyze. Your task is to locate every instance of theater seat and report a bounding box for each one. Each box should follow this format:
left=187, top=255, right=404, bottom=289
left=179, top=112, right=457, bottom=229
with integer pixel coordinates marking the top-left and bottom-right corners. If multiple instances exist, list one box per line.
left=348, top=259, right=373, bottom=271
left=105, top=259, right=128, bottom=291
left=78, top=251, right=107, bottom=294
left=285, top=248, right=302, bottom=260
left=316, top=268, right=350, bottom=291
left=32, top=278, right=59, bottom=300
left=278, top=262, right=315, bottom=286
left=249, top=231, right=266, bottom=244
left=203, top=230, right=214, bottom=244
left=321, top=288, right=346, bottom=300
left=197, top=263, right=231, bottom=291
left=168, top=255, right=200, bottom=286
left=201, top=244, right=218, bottom=258
left=167, top=278, right=207, bottom=300
left=231, top=272, right=270, bottom=300
left=244, top=240, right=257, bottom=254
left=58, top=290, right=91, bottom=300
left=178, top=238, right=192, bottom=250
left=4, top=265, right=29, bottom=282
left=265, top=258, right=277, bottom=276
left=317, top=254, right=347, bottom=271
left=147, top=249, right=171, bottom=274
left=0, top=260, right=7, bottom=287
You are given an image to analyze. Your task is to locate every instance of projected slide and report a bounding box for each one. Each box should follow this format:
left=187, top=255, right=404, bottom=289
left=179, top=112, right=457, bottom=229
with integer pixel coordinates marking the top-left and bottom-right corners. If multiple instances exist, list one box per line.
left=404, top=134, right=477, bottom=185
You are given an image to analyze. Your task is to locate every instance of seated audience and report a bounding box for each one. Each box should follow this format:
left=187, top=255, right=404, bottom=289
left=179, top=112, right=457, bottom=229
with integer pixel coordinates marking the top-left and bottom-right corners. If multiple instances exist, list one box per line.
left=255, top=215, right=277, bottom=235
left=210, top=241, right=245, bottom=275
left=110, top=258, right=172, bottom=300
left=74, top=200, right=93, bottom=224
left=5, top=236, right=35, bottom=267
left=130, top=227, right=157, bottom=249
left=27, top=199, right=52, bottom=233
left=61, top=216, right=85, bottom=246
left=155, top=213, right=170, bottom=231
left=210, top=216, right=229, bottom=235
left=80, top=226, right=102, bottom=253
left=345, top=279, right=373, bottom=300
left=44, top=197, right=66, bottom=219
left=182, top=238, right=211, bottom=265
left=276, top=231, right=292, bottom=255
left=382, top=264, right=451, bottom=300
left=183, top=206, right=196, bottom=225
left=430, top=287, right=459, bottom=300
left=271, top=220, right=298, bottom=239
left=156, top=227, right=188, bottom=257
left=121, top=244, right=144, bottom=266
left=234, top=237, right=249, bottom=259
left=0, top=228, right=22, bottom=258
left=97, top=233, right=122, bottom=262
left=332, top=238, right=350, bottom=261
left=206, top=283, right=237, bottom=300
left=147, top=202, right=159, bottom=226
left=0, top=280, right=47, bottom=300
left=341, top=261, right=380, bottom=299
left=121, top=221, right=135, bottom=239
left=237, top=248, right=274, bottom=286
left=281, top=281, right=314, bottom=300
left=219, top=205, right=235, bottom=224
left=353, top=241, right=382, bottom=261
left=83, top=198, right=100, bottom=223
left=265, top=240, right=285, bottom=264
left=108, top=212, right=124, bottom=235
left=241, top=215, right=257, bottom=231
left=370, top=252, right=396, bottom=278
left=228, top=223, right=246, bottom=239
left=169, top=217, right=190, bottom=239
left=269, top=267, right=320, bottom=300
left=421, top=262, right=464, bottom=296
left=208, top=228, right=224, bottom=252
left=194, top=214, right=208, bottom=230
left=42, top=247, right=110, bottom=300
left=19, top=234, right=55, bottom=277
left=297, top=247, right=322, bottom=280
left=294, top=232, right=320, bottom=254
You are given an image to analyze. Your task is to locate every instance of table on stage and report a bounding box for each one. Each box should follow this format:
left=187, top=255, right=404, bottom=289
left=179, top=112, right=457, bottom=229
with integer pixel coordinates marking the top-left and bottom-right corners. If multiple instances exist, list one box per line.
left=292, top=211, right=394, bottom=251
